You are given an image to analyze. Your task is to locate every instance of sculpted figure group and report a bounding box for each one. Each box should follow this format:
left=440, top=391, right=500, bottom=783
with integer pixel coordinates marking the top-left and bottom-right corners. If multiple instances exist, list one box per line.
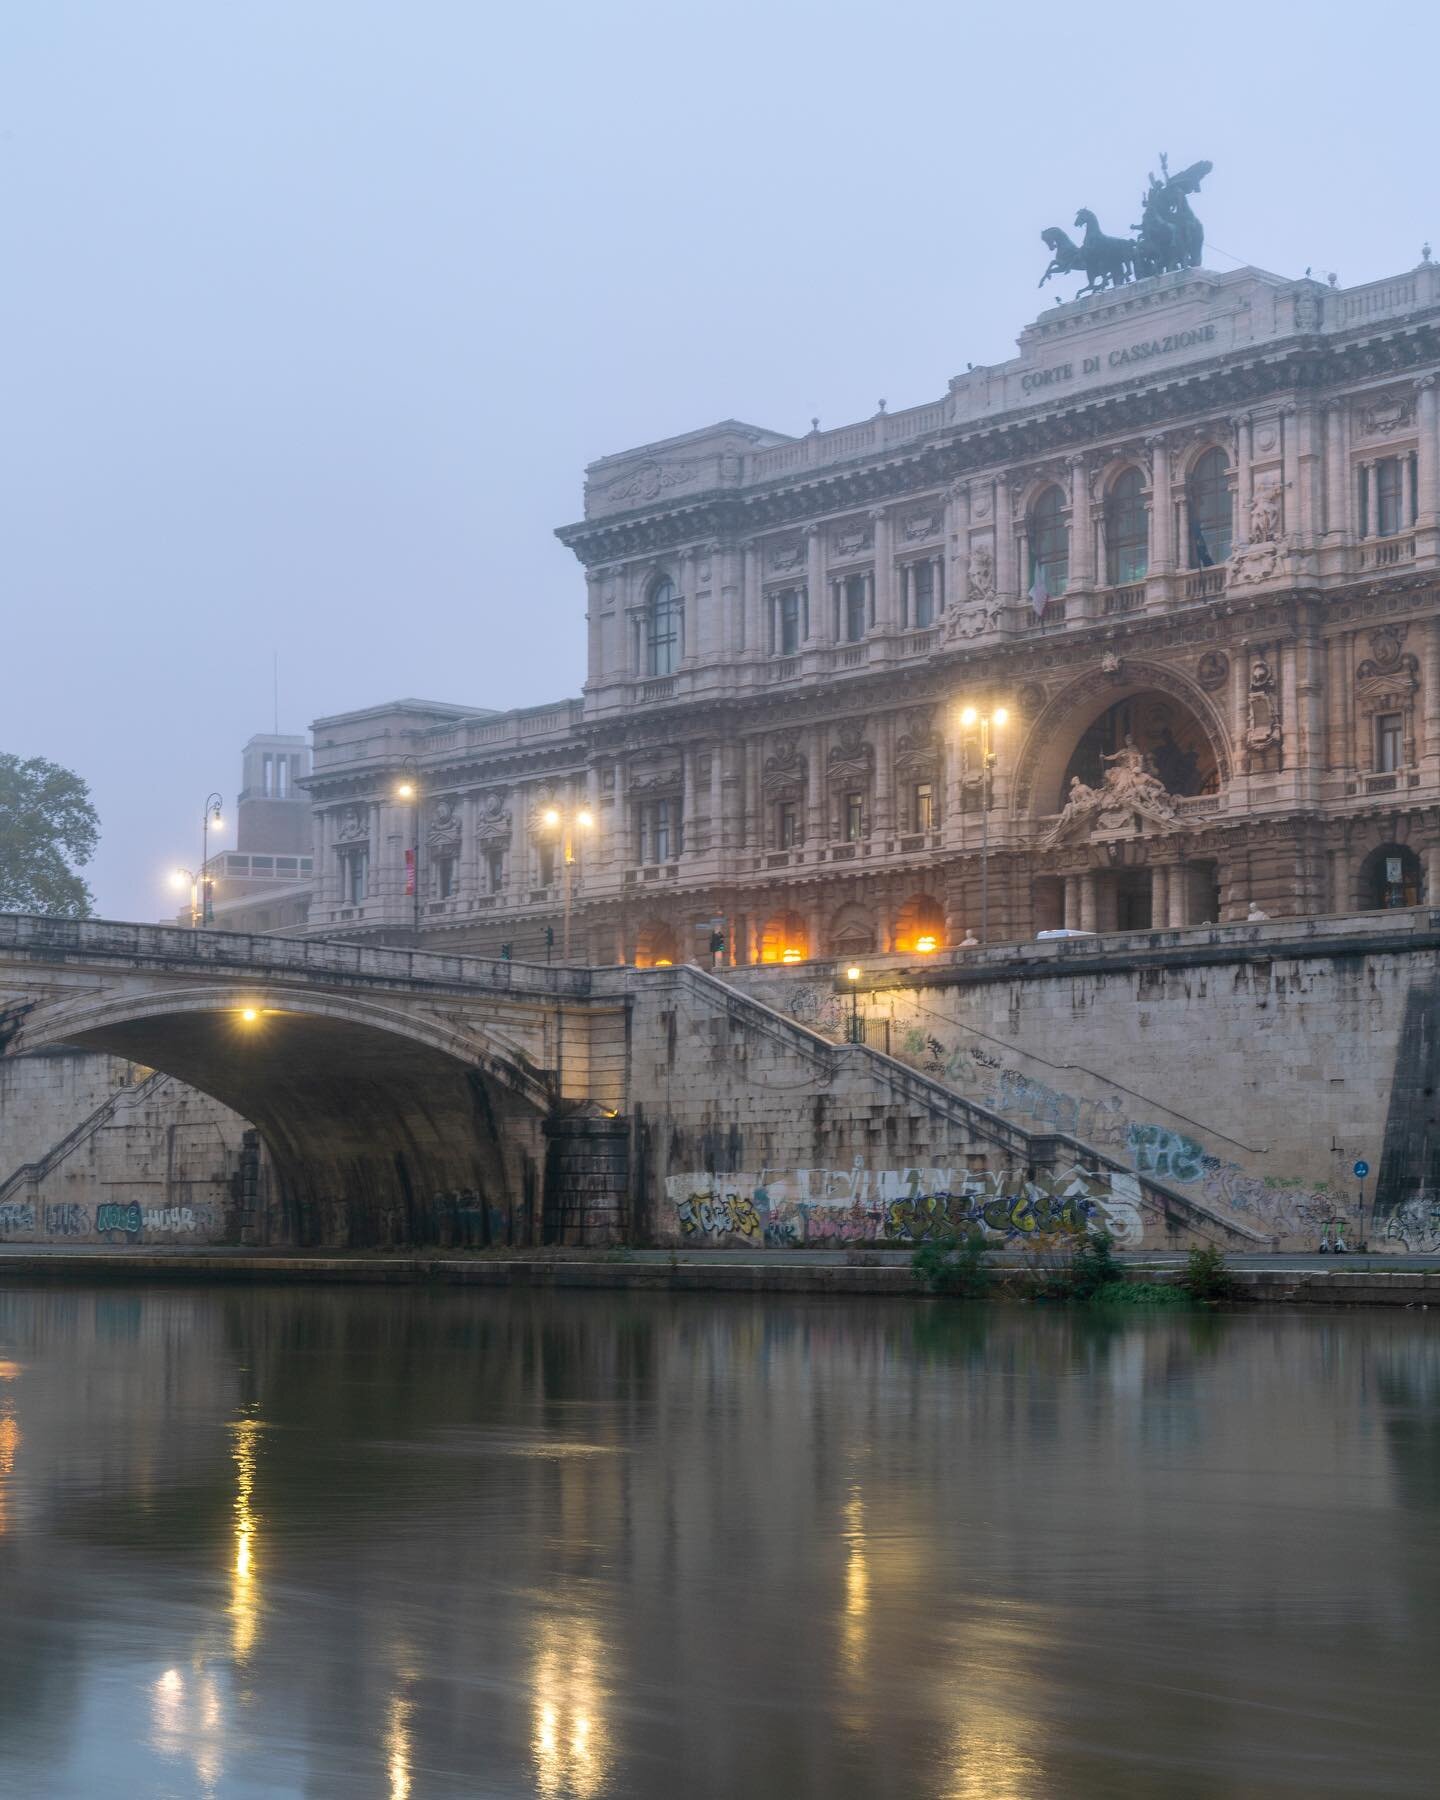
left=1046, top=735, right=1180, bottom=844
left=1040, top=154, right=1213, bottom=299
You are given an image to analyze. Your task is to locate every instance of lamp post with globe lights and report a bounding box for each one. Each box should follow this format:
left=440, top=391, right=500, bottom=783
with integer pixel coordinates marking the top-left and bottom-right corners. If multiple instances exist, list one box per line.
left=394, top=758, right=422, bottom=938
left=199, top=793, right=223, bottom=926
left=538, top=802, right=594, bottom=962
left=959, top=706, right=1007, bottom=946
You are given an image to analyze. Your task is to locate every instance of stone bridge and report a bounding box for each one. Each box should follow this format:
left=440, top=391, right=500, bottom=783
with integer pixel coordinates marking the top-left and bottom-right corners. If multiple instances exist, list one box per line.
left=0, top=914, right=1244, bottom=1252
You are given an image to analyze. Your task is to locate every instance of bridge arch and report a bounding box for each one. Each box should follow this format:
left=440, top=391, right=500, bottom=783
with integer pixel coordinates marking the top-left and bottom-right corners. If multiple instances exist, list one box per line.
left=13, top=981, right=555, bottom=1249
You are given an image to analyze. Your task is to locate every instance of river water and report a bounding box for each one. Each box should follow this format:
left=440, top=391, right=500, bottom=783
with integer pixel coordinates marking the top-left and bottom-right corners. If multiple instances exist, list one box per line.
left=0, top=1286, right=1437, bottom=1798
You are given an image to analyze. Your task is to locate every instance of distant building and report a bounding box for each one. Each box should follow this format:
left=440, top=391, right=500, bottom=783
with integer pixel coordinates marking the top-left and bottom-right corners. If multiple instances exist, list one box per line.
left=174, top=734, right=314, bottom=934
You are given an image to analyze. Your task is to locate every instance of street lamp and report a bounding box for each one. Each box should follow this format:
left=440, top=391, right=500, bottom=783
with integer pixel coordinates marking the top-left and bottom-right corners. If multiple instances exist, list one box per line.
left=170, top=866, right=200, bottom=929
left=958, top=705, right=1008, bottom=946
left=845, top=964, right=862, bottom=1044
left=199, top=793, right=223, bottom=927
left=395, top=758, right=421, bottom=938
left=538, top=801, right=595, bottom=962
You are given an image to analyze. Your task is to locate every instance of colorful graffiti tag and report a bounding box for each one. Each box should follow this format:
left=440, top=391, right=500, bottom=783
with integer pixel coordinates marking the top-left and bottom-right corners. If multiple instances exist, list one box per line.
left=665, top=1163, right=1145, bottom=1249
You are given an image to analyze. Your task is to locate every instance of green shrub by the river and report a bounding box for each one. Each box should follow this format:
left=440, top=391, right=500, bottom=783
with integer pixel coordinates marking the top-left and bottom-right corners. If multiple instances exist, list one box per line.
left=911, top=1230, right=991, bottom=1298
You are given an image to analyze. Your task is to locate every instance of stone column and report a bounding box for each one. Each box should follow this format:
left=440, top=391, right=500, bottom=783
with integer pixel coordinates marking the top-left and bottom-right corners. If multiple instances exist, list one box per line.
left=1330, top=846, right=1352, bottom=914
left=1425, top=617, right=1440, bottom=771
left=1063, top=874, right=1081, bottom=929
left=872, top=712, right=894, bottom=841
left=1148, top=435, right=1173, bottom=574
left=1362, top=460, right=1377, bottom=538
left=1417, top=376, right=1439, bottom=528
left=805, top=525, right=824, bottom=645
left=1406, top=454, right=1419, bottom=531
left=1232, top=647, right=1251, bottom=773
left=741, top=542, right=761, bottom=657
left=871, top=509, right=892, bottom=632
left=1297, top=604, right=1325, bottom=801
left=676, top=549, right=694, bottom=664
left=994, top=479, right=1016, bottom=602
left=806, top=727, right=826, bottom=847
left=949, top=482, right=971, bottom=613
left=1233, top=414, right=1253, bottom=541
left=1324, top=403, right=1347, bottom=539
left=1150, top=864, right=1169, bottom=928
left=1339, top=633, right=1355, bottom=774
left=1426, top=843, right=1440, bottom=908
left=1168, top=867, right=1187, bottom=929
left=1281, top=405, right=1300, bottom=540
left=1079, top=871, right=1098, bottom=932
left=708, top=748, right=724, bottom=854
left=1068, top=456, right=1092, bottom=591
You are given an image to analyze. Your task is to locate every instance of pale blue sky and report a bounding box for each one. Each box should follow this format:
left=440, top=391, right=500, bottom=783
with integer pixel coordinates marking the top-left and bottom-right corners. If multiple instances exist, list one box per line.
left=3, top=0, right=1436, bottom=917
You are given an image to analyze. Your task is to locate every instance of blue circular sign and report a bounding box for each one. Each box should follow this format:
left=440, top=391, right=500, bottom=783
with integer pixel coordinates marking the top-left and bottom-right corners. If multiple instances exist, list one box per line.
left=1353, top=1160, right=1370, bottom=1179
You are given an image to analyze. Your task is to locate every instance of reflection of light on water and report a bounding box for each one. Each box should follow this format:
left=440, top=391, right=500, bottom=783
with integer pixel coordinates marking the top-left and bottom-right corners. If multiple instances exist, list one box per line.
left=840, top=1486, right=870, bottom=1680
left=150, top=1667, right=225, bottom=1795
left=943, top=1712, right=1043, bottom=1800
left=386, top=1691, right=413, bottom=1800
left=0, top=1361, right=20, bottom=1381
left=531, top=1616, right=611, bottom=1798
left=0, top=1412, right=18, bottom=1536
left=230, top=1418, right=262, bottom=1663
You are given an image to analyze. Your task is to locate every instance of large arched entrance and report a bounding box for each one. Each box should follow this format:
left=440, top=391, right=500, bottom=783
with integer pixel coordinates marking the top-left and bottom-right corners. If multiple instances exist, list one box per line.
left=1023, top=673, right=1230, bottom=934
left=1059, top=693, right=1219, bottom=809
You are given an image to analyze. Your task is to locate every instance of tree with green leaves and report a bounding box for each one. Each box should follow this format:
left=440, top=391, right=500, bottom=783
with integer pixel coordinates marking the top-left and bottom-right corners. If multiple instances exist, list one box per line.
left=0, top=754, right=100, bottom=918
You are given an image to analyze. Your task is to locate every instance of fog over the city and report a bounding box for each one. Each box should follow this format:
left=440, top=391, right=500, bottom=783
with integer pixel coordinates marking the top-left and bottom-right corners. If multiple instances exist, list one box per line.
left=4, top=0, right=1436, bottom=920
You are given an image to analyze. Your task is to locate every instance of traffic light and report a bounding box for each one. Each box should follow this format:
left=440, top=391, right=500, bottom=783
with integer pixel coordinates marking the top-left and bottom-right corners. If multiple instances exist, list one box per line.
left=544, top=925, right=555, bottom=948
left=709, top=930, right=726, bottom=960
left=500, top=942, right=512, bottom=961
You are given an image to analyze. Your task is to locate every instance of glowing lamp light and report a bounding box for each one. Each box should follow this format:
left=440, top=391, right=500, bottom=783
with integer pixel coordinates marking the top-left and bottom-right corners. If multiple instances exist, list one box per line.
left=960, top=706, right=977, bottom=727
left=169, top=870, right=188, bottom=889
left=576, top=809, right=594, bottom=829
left=993, top=708, right=1009, bottom=727
left=781, top=947, right=803, bottom=964
left=240, top=1008, right=259, bottom=1024
left=396, top=781, right=415, bottom=800
left=542, top=807, right=561, bottom=828
left=654, top=957, right=673, bottom=967
left=915, top=934, right=939, bottom=954
left=846, top=965, right=862, bottom=982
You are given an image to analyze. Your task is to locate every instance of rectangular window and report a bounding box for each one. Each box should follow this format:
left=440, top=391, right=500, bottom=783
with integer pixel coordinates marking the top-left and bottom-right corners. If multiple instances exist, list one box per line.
left=277, top=758, right=290, bottom=799
left=485, top=847, right=505, bottom=893
left=1375, top=457, right=1406, bottom=538
left=637, top=799, right=682, bottom=865
left=843, top=574, right=867, bottom=643
left=911, top=562, right=937, bottom=629
left=538, top=844, right=556, bottom=888
left=844, top=791, right=865, bottom=842
left=339, top=848, right=368, bottom=905
left=1377, top=712, right=1404, bottom=773
left=262, top=754, right=274, bottom=796
left=778, top=588, right=801, bottom=655
left=777, top=801, right=799, bottom=849
left=436, top=854, right=456, bottom=899
left=912, top=781, right=935, bottom=833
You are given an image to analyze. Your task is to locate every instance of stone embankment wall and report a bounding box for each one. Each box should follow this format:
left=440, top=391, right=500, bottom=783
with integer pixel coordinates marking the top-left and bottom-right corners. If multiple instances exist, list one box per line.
left=720, top=913, right=1440, bottom=1254
left=0, top=1049, right=250, bottom=1244
left=610, top=966, right=1219, bottom=1255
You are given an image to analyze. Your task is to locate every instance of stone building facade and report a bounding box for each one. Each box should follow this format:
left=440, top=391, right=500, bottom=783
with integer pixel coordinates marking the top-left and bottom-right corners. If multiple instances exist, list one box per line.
left=304, top=258, right=1440, bottom=964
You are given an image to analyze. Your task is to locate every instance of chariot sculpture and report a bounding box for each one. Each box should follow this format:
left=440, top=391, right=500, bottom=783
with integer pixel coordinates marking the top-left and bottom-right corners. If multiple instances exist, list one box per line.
left=1039, top=154, right=1212, bottom=298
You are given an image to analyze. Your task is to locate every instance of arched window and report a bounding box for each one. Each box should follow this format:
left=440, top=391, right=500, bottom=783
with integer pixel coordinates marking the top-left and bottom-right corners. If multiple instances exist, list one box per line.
left=759, top=911, right=809, bottom=963
left=1187, top=448, right=1232, bottom=567
left=1359, top=844, right=1423, bottom=911
left=1027, top=485, right=1068, bottom=603
left=1105, top=467, right=1148, bottom=586
left=893, top=893, right=946, bottom=955
left=645, top=578, right=681, bottom=677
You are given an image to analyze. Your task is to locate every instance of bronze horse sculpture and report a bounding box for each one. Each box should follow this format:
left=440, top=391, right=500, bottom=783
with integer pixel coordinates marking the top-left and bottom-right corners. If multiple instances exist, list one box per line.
left=1038, top=209, right=1135, bottom=297
left=1039, top=155, right=1213, bottom=298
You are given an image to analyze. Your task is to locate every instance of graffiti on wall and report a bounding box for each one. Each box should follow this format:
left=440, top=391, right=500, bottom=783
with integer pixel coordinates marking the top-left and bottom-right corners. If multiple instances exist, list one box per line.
left=666, top=1162, right=1146, bottom=1249
left=96, top=1202, right=143, bottom=1235
left=44, top=1203, right=89, bottom=1236
left=0, top=1201, right=37, bottom=1237
left=1380, top=1194, right=1440, bottom=1252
